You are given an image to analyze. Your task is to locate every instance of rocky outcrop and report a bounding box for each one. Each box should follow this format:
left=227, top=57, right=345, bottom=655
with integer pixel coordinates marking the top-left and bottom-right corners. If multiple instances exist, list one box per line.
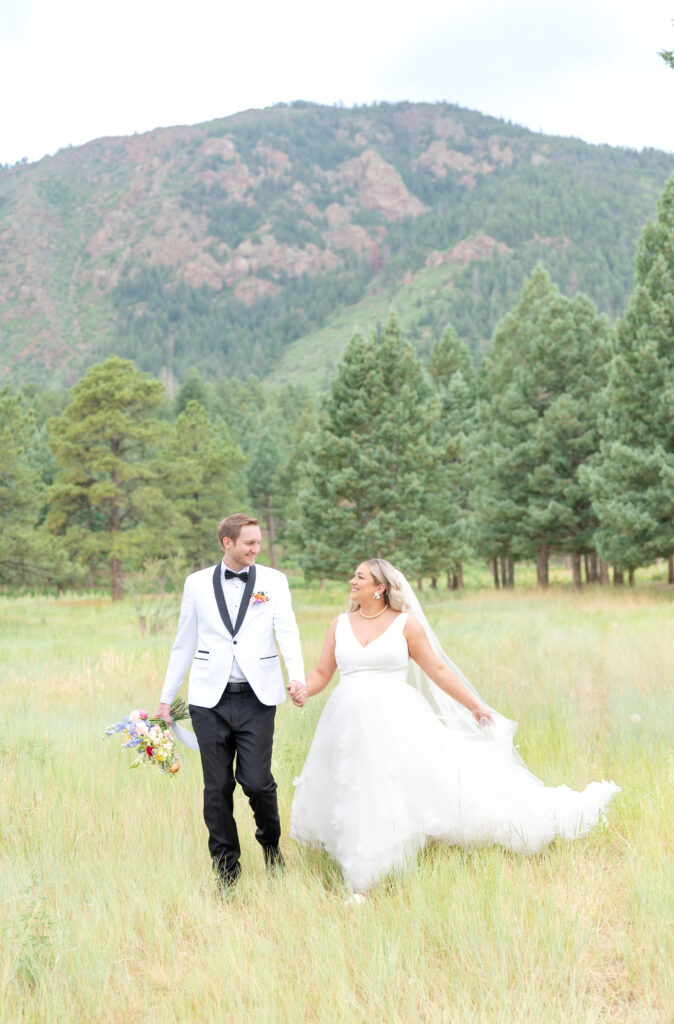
left=425, top=235, right=513, bottom=268
left=488, top=138, right=514, bottom=166
left=221, top=234, right=341, bottom=286
left=325, top=224, right=374, bottom=253
left=335, top=150, right=428, bottom=220
left=527, top=234, right=570, bottom=252
left=233, top=276, right=281, bottom=305
left=415, top=141, right=494, bottom=188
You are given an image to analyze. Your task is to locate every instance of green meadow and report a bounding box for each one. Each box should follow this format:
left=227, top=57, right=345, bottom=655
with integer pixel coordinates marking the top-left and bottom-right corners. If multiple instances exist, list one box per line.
left=1, top=580, right=672, bottom=1023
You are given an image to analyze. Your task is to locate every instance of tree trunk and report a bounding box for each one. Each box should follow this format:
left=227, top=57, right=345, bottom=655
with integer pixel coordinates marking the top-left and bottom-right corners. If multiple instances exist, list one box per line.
left=613, top=568, right=624, bottom=586
left=86, top=564, right=94, bottom=589
left=491, top=560, right=500, bottom=589
left=628, top=569, right=635, bottom=586
left=583, top=553, right=590, bottom=583
left=447, top=566, right=464, bottom=590
left=431, top=576, right=437, bottom=590
left=499, top=558, right=507, bottom=588
left=588, top=552, right=598, bottom=583
left=669, top=553, right=674, bottom=585
left=111, top=558, right=124, bottom=601
left=507, top=556, right=514, bottom=589
left=537, top=546, right=549, bottom=588
left=571, top=551, right=583, bottom=591
left=598, top=558, right=610, bottom=585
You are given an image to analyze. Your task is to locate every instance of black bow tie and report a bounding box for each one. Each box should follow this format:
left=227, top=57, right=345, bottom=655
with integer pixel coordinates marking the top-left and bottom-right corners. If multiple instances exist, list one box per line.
left=224, top=569, right=249, bottom=582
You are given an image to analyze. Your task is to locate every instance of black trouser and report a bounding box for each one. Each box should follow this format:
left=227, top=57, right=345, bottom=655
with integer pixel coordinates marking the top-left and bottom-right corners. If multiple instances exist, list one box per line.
left=190, top=687, right=279, bottom=874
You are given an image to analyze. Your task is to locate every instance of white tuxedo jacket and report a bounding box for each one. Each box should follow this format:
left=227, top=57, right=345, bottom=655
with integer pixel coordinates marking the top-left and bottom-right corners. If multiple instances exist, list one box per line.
left=160, top=562, right=304, bottom=708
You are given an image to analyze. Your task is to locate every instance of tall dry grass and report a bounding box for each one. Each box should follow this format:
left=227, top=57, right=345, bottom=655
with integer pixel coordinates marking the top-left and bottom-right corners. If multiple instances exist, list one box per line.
left=0, top=584, right=672, bottom=1022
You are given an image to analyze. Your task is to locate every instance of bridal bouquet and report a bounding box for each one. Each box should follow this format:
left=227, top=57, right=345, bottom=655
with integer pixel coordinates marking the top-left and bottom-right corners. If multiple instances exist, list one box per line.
left=104, top=698, right=191, bottom=775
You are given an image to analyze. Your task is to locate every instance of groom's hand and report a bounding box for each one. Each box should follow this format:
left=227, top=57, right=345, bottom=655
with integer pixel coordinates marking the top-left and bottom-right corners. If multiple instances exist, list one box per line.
left=154, top=702, right=173, bottom=725
left=287, top=680, right=307, bottom=707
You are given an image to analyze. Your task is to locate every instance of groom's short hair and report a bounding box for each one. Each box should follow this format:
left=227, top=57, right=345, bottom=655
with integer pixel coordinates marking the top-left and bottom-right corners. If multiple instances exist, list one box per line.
left=218, top=513, right=259, bottom=544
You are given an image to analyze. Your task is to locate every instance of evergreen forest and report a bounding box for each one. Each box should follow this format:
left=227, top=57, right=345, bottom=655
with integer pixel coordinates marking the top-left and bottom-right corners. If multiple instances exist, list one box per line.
left=2, top=168, right=673, bottom=597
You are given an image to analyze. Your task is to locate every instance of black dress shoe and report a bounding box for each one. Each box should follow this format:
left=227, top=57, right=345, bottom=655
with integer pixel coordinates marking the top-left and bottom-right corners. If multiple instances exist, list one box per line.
left=213, top=859, right=241, bottom=890
left=262, top=845, right=285, bottom=874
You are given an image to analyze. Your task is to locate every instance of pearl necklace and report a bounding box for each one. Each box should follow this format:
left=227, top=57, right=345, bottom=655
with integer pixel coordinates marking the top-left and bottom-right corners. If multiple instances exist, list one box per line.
left=358, top=605, right=387, bottom=619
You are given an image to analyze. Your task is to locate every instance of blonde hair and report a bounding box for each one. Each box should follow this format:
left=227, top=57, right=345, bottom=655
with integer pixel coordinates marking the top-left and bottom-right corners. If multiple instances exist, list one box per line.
left=348, top=558, right=410, bottom=612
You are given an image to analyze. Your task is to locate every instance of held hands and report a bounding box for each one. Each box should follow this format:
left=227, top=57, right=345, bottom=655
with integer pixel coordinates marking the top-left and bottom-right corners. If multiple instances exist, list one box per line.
left=287, top=680, right=307, bottom=708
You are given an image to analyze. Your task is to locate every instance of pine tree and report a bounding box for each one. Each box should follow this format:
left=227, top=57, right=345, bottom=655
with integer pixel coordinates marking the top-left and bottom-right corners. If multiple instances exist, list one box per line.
left=213, top=374, right=268, bottom=448
left=274, top=404, right=320, bottom=559
left=472, top=267, right=609, bottom=587
left=430, top=325, right=476, bottom=390
left=161, top=400, right=246, bottom=570
left=247, top=426, right=282, bottom=568
left=47, top=357, right=167, bottom=599
left=428, top=326, right=477, bottom=588
left=0, top=389, right=68, bottom=585
left=174, top=370, right=210, bottom=417
left=299, top=316, right=441, bottom=580
left=582, top=176, right=674, bottom=580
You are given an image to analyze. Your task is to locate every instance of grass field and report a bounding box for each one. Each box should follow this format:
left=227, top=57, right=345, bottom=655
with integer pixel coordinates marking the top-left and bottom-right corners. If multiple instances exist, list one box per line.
left=1, top=581, right=672, bottom=1023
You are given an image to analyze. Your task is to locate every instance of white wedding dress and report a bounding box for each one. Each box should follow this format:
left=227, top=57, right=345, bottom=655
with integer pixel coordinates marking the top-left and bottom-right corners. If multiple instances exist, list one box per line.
left=290, top=613, right=619, bottom=893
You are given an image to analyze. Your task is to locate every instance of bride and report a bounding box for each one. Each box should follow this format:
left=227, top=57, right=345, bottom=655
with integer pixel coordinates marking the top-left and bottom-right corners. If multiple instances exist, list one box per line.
left=288, top=559, right=619, bottom=894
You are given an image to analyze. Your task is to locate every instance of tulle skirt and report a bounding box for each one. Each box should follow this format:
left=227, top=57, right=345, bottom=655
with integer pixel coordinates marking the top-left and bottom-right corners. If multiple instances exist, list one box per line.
left=289, top=675, right=619, bottom=893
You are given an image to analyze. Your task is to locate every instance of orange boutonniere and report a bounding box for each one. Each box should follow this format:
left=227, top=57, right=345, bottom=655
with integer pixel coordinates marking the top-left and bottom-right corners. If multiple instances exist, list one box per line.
left=250, top=591, right=270, bottom=605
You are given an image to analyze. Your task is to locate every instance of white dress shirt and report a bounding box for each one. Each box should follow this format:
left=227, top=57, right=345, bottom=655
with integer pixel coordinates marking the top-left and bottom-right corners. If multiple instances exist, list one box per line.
left=222, top=561, right=248, bottom=682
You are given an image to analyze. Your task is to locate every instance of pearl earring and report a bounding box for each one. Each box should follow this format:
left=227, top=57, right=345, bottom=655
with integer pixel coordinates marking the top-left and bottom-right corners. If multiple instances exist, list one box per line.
left=373, top=591, right=381, bottom=600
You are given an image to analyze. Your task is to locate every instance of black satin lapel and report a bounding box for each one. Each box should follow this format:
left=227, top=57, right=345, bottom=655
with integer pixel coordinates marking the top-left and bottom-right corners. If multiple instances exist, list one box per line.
left=212, top=564, right=235, bottom=635
left=233, top=564, right=256, bottom=636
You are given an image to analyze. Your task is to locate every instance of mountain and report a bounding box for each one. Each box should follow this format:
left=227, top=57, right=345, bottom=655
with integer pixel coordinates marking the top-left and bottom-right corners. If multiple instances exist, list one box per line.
left=1, top=101, right=673, bottom=389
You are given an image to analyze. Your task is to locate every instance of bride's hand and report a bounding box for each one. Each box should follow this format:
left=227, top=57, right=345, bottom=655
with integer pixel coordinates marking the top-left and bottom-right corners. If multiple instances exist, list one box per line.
left=287, top=680, right=307, bottom=707
left=472, top=705, right=494, bottom=727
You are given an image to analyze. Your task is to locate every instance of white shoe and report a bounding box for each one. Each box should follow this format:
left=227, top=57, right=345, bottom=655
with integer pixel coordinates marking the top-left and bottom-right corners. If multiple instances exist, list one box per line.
left=344, top=892, right=367, bottom=905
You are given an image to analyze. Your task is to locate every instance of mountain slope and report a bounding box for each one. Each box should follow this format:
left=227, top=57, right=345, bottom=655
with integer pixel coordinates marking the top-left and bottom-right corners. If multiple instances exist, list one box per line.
left=1, top=101, right=672, bottom=388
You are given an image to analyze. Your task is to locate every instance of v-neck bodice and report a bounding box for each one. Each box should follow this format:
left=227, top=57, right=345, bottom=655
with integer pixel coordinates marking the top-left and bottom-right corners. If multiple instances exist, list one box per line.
left=335, top=612, right=409, bottom=683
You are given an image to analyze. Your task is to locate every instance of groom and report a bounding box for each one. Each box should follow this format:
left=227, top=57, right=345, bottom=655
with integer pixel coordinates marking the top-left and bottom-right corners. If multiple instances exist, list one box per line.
left=155, top=513, right=305, bottom=888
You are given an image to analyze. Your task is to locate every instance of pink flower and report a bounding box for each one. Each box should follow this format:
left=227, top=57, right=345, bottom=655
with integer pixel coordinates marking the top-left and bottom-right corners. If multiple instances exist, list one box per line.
left=146, top=746, right=153, bottom=757
left=139, top=709, right=148, bottom=720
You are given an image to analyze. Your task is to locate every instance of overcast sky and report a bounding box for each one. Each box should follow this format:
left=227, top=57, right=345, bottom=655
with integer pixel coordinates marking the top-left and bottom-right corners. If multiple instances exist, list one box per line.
left=1, top=0, right=672, bottom=167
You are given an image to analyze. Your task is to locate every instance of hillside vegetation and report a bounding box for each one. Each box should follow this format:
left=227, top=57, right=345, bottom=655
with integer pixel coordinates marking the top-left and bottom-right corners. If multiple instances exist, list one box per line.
left=1, top=101, right=673, bottom=388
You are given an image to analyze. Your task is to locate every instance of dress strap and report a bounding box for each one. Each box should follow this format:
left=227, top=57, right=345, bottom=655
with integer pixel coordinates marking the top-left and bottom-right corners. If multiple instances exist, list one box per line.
left=336, top=612, right=349, bottom=635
